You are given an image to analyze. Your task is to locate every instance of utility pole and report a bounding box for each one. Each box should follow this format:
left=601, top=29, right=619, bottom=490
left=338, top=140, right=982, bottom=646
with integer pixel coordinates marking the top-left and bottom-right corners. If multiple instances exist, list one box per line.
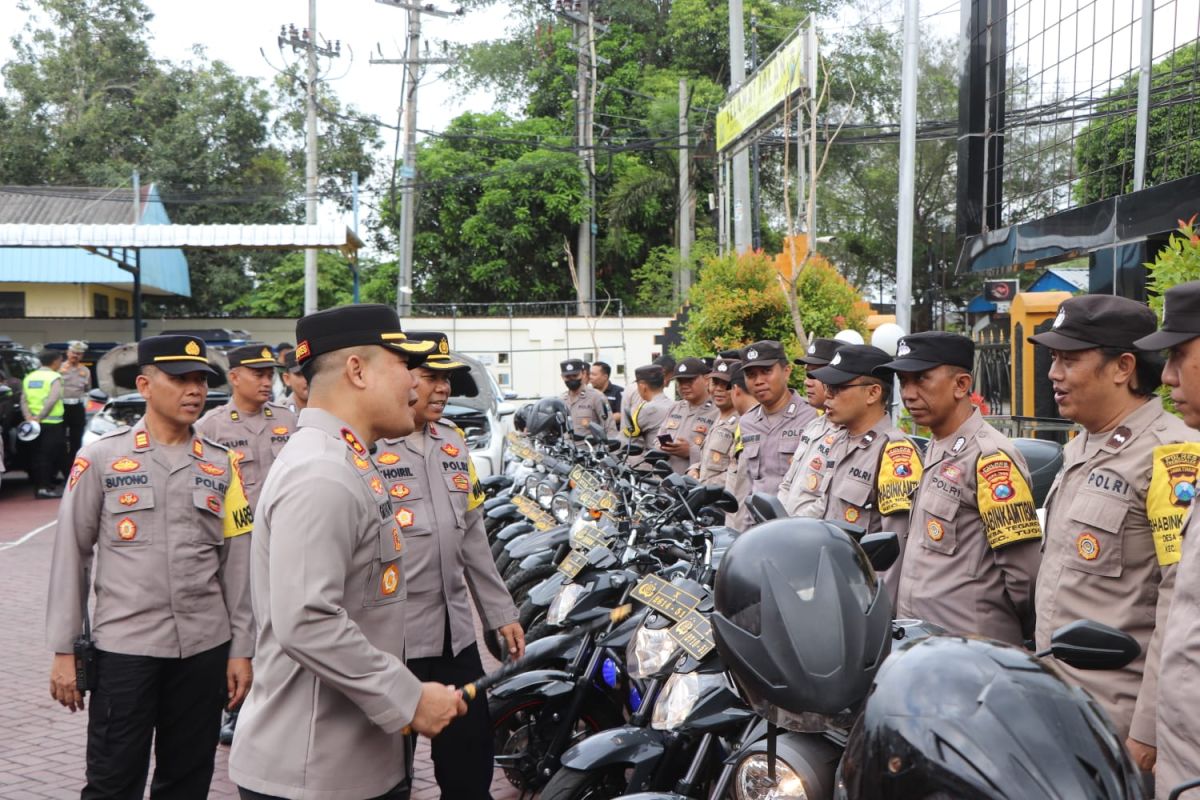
left=749, top=15, right=762, bottom=251
left=277, top=14, right=341, bottom=316
left=727, top=0, right=752, bottom=253
left=372, top=0, right=459, bottom=317
left=678, top=78, right=692, bottom=302
left=895, top=0, right=919, bottom=335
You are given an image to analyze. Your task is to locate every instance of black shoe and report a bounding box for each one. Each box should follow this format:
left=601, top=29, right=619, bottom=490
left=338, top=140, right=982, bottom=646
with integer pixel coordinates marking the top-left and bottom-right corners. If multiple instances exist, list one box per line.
left=35, top=488, right=63, bottom=499
left=219, top=711, right=238, bottom=745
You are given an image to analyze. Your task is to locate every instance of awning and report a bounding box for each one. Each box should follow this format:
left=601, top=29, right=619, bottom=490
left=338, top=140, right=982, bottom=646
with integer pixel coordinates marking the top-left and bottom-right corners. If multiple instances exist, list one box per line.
left=0, top=223, right=363, bottom=255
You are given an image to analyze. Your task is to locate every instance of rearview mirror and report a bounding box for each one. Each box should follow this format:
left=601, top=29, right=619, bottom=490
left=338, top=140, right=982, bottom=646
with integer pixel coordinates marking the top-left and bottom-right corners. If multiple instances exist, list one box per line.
left=745, top=492, right=787, bottom=523
left=588, top=421, right=607, bottom=441
left=643, top=448, right=670, bottom=462
left=1039, top=619, right=1141, bottom=671
left=858, top=532, right=900, bottom=573
left=88, top=387, right=108, bottom=403
left=652, top=461, right=674, bottom=477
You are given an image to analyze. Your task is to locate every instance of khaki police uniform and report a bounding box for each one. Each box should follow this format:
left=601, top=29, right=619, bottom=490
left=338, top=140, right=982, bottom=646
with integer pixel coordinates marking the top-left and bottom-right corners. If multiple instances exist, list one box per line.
left=897, top=408, right=1042, bottom=645
left=738, top=389, right=818, bottom=499
left=621, top=393, right=673, bottom=453
left=196, top=401, right=296, bottom=510
left=696, top=411, right=738, bottom=486
left=60, top=353, right=92, bottom=464
left=1036, top=399, right=1194, bottom=745
left=661, top=397, right=720, bottom=474
left=228, top=408, right=425, bottom=800
left=1156, top=509, right=1200, bottom=798
left=563, top=384, right=615, bottom=438
left=777, top=414, right=844, bottom=517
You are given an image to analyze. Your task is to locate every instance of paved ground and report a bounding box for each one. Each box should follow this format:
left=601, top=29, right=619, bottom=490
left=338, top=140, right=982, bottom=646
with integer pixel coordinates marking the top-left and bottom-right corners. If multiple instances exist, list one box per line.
left=0, top=471, right=518, bottom=799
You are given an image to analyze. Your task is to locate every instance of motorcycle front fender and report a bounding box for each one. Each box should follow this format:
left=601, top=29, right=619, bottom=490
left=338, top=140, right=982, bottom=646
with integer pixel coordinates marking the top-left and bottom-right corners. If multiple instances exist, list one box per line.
left=488, top=669, right=575, bottom=702
left=559, top=725, right=670, bottom=791
left=519, top=549, right=556, bottom=571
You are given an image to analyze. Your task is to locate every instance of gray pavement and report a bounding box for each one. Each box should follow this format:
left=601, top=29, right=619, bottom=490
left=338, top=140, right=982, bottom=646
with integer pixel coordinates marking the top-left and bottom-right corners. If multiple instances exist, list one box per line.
left=0, top=474, right=518, bottom=799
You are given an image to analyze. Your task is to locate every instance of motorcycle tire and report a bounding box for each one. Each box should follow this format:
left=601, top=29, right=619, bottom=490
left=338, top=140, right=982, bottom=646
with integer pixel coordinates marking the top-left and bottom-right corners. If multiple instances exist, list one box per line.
left=540, top=765, right=630, bottom=800
left=518, top=597, right=549, bottom=636
left=505, top=563, right=559, bottom=607
left=491, top=537, right=508, bottom=563
left=501, top=555, right=524, bottom=582
left=524, top=619, right=555, bottom=645
left=491, top=692, right=626, bottom=794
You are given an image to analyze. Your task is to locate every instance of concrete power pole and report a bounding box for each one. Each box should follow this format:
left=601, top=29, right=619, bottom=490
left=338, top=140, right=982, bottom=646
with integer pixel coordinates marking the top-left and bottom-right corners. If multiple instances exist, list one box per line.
left=575, top=0, right=594, bottom=316
left=678, top=78, right=692, bottom=302
left=895, top=0, right=919, bottom=335
left=727, top=0, right=752, bottom=253
left=373, top=0, right=458, bottom=317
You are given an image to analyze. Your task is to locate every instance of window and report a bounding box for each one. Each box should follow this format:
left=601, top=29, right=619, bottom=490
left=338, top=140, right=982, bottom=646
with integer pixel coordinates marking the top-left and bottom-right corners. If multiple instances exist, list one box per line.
left=93, top=293, right=109, bottom=319
left=114, top=297, right=130, bottom=318
left=0, top=292, right=24, bottom=318
left=498, top=352, right=509, bottom=364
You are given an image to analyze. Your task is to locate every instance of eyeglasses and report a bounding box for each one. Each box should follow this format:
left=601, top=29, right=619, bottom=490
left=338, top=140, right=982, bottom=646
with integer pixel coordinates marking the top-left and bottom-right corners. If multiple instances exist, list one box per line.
left=826, top=381, right=876, bottom=396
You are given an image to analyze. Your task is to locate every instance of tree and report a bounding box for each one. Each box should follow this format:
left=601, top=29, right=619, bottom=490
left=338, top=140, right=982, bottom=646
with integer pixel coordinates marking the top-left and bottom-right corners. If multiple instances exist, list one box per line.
left=232, top=251, right=360, bottom=316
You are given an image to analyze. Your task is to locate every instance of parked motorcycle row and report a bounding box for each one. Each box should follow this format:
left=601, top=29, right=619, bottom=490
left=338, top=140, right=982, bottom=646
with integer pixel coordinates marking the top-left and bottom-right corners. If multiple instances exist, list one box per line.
left=470, top=397, right=1192, bottom=800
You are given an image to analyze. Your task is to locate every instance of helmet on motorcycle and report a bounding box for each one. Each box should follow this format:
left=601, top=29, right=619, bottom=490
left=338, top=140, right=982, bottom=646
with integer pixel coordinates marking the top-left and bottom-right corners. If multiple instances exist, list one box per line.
left=514, top=402, right=534, bottom=433
left=836, top=635, right=1145, bottom=800
left=711, top=518, right=891, bottom=731
left=526, top=397, right=569, bottom=439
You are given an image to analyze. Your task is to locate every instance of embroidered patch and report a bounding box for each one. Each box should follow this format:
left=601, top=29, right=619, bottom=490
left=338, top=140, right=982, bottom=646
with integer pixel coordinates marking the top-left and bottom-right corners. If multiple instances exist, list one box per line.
left=941, top=463, right=962, bottom=482
left=381, top=564, right=399, bottom=596
left=341, top=428, right=367, bottom=456
left=395, top=508, right=415, bottom=528
left=272, top=426, right=289, bottom=436
left=295, top=340, right=311, bottom=361
left=1106, top=425, right=1133, bottom=449
left=377, top=452, right=401, bottom=465
left=370, top=477, right=384, bottom=495
left=353, top=455, right=371, bottom=471
left=845, top=507, right=861, bottom=523
left=117, top=518, right=137, bottom=541
left=67, top=457, right=90, bottom=490
left=389, top=483, right=411, bottom=500
left=111, top=457, right=140, bottom=472
left=392, top=527, right=404, bottom=553
left=192, top=438, right=205, bottom=457
left=1077, top=533, right=1100, bottom=560
left=134, top=431, right=150, bottom=450
left=441, top=443, right=460, bottom=457
left=206, top=495, right=221, bottom=514
left=452, top=473, right=470, bottom=491
left=118, top=492, right=138, bottom=506
left=199, top=462, right=226, bottom=477
left=927, top=519, right=945, bottom=541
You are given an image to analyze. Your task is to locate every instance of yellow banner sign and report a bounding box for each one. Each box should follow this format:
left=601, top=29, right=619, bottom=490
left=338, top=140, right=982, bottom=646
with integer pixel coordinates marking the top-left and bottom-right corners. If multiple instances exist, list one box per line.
left=716, top=32, right=807, bottom=151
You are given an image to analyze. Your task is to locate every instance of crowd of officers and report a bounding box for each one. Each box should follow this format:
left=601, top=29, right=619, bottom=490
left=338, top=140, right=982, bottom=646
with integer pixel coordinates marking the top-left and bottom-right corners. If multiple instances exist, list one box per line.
left=38, top=285, right=1200, bottom=799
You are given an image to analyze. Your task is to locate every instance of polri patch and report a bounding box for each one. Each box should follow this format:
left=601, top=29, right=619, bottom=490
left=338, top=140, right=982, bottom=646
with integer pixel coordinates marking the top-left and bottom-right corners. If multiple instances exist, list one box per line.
left=111, top=457, right=140, bottom=473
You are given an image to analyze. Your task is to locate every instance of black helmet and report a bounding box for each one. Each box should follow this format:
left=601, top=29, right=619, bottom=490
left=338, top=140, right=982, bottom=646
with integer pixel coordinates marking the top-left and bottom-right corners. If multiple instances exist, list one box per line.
left=711, top=518, right=891, bottom=731
left=514, top=402, right=535, bottom=433
left=836, top=635, right=1146, bottom=800
left=526, top=397, right=569, bottom=439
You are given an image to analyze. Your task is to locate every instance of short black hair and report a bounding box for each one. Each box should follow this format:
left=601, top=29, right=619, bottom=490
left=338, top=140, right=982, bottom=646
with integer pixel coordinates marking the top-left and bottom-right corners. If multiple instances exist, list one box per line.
left=276, top=342, right=294, bottom=352
left=39, top=349, right=62, bottom=366
left=1097, top=347, right=1161, bottom=396
left=639, top=374, right=665, bottom=390
left=592, top=361, right=612, bottom=377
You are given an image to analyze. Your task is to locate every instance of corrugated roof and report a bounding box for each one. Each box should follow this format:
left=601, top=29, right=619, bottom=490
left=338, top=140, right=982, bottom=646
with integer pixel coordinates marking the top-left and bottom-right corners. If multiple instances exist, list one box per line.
left=0, top=223, right=363, bottom=252
left=0, top=185, right=153, bottom=225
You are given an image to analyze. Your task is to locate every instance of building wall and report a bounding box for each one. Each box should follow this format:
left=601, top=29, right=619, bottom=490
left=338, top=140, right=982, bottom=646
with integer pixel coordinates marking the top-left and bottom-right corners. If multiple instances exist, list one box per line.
left=0, top=282, right=134, bottom=318
left=0, top=315, right=674, bottom=399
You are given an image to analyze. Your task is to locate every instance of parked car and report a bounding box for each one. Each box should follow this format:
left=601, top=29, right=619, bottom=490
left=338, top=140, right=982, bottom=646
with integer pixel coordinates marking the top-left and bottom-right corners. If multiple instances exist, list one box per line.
left=0, top=336, right=43, bottom=474
left=82, top=390, right=231, bottom=447
left=444, top=351, right=517, bottom=478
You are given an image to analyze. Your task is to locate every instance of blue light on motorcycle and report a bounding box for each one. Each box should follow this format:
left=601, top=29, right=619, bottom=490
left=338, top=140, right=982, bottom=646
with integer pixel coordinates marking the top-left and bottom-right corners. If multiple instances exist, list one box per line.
left=602, top=657, right=620, bottom=689
left=629, top=684, right=643, bottom=712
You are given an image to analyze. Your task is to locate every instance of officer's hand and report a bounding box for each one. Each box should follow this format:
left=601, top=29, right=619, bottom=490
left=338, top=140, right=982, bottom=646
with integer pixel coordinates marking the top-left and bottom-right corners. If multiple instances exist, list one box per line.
left=660, top=438, right=690, bottom=456
left=411, top=682, right=468, bottom=737
left=226, top=657, right=253, bottom=711
left=498, top=622, right=526, bottom=660
left=49, top=653, right=84, bottom=712
left=1126, top=737, right=1156, bottom=772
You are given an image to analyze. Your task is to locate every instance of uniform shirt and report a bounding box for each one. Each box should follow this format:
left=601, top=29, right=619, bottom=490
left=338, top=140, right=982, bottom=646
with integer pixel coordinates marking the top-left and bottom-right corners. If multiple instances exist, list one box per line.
left=374, top=422, right=518, bottom=660
left=660, top=397, right=720, bottom=474
left=822, top=418, right=923, bottom=606
left=696, top=411, right=738, bottom=486
left=897, top=408, right=1043, bottom=646
left=600, top=382, right=623, bottom=416
left=778, top=414, right=845, bottom=517
left=196, top=401, right=297, bottom=510
left=1156, top=508, right=1200, bottom=799
left=1036, top=397, right=1195, bottom=744
left=228, top=408, right=424, bottom=800
left=562, top=385, right=616, bottom=438
left=59, top=363, right=92, bottom=402
left=733, top=391, right=818, bottom=529
left=45, top=421, right=253, bottom=659
left=724, top=422, right=749, bottom=528
left=620, top=393, right=673, bottom=454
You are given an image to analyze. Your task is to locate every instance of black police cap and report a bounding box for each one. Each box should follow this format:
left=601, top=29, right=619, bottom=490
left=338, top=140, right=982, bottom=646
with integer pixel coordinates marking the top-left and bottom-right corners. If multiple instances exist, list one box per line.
left=560, top=359, right=587, bottom=375
left=1136, top=280, right=1200, bottom=350
left=671, top=357, right=712, bottom=380
left=741, top=340, right=789, bottom=368
left=282, top=349, right=303, bottom=374
left=879, top=332, right=974, bottom=373
left=406, top=331, right=469, bottom=371
left=227, top=344, right=278, bottom=370
left=138, top=334, right=217, bottom=376
left=710, top=356, right=741, bottom=383
left=718, top=348, right=743, bottom=360
left=1029, top=295, right=1156, bottom=351
left=294, top=304, right=434, bottom=367
left=796, top=337, right=841, bottom=367
left=811, top=345, right=893, bottom=385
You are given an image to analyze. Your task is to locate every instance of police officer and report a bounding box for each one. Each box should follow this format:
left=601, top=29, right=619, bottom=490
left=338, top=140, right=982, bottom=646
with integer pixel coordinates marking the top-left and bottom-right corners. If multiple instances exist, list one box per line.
left=620, top=364, right=674, bottom=455
left=228, top=305, right=465, bottom=800
left=373, top=331, right=521, bottom=799
left=196, top=344, right=298, bottom=744
left=810, top=345, right=922, bottom=603
left=778, top=338, right=846, bottom=516
left=737, top=340, right=818, bottom=503
left=1133, top=281, right=1200, bottom=798
left=1028, top=295, right=1195, bottom=768
left=279, top=350, right=309, bottom=413
left=691, top=357, right=740, bottom=486
left=659, top=357, right=720, bottom=474
left=22, top=349, right=66, bottom=498
left=561, top=359, right=614, bottom=438
left=60, top=340, right=94, bottom=465
left=197, top=344, right=297, bottom=511
left=882, top=332, right=1042, bottom=646
left=723, top=363, right=759, bottom=527
left=589, top=361, right=623, bottom=422
left=46, top=334, right=255, bottom=799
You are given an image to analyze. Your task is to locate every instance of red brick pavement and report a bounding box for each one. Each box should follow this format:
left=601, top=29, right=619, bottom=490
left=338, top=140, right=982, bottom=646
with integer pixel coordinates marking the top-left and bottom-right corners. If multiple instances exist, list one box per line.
left=0, top=475, right=519, bottom=799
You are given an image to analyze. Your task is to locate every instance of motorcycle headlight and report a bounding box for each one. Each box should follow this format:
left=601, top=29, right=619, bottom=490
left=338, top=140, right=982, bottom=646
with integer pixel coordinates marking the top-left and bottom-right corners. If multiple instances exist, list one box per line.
left=734, top=753, right=808, bottom=799
left=537, top=481, right=556, bottom=509
left=627, top=623, right=679, bottom=680
left=524, top=474, right=540, bottom=496
left=547, top=581, right=590, bottom=626
left=552, top=494, right=572, bottom=523
left=651, top=670, right=729, bottom=731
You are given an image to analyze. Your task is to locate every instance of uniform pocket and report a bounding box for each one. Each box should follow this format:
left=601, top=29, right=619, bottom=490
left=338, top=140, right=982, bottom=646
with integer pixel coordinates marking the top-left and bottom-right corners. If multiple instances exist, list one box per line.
left=919, top=490, right=959, bottom=555
left=365, top=553, right=407, bottom=607
left=833, top=477, right=872, bottom=509
left=191, top=489, right=226, bottom=546
left=103, top=488, right=156, bottom=545
left=1064, top=491, right=1128, bottom=578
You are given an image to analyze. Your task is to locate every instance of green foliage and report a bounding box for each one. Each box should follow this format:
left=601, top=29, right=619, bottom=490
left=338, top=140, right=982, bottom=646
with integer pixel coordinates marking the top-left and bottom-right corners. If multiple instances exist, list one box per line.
left=1146, top=216, right=1200, bottom=320
left=231, top=252, right=358, bottom=317
left=1075, top=42, right=1200, bottom=205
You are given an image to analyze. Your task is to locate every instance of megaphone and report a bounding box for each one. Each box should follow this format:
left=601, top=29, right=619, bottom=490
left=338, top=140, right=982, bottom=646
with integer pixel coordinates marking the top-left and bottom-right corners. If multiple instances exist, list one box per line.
left=17, top=420, right=41, bottom=442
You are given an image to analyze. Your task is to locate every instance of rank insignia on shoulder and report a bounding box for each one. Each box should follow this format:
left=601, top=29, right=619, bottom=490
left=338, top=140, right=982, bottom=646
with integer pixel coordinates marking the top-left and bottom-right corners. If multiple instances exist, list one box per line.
left=353, top=455, right=371, bottom=471
left=263, top=406, right=274, bottom=418
left=199, top=462, right=226, bottom=477
left=1106, top=426, right=1133, bottom=449
left=341, top=428, right=368, bottom=456
left=67, top=457, right=90, bottom=490
left=787, top=403, right=796, bottom=415
left=377, top=452, right=401, bottom=465
left=951, top=436, right=967, bottom=454
left=192, top=438, right=204, bottom=457
left=111, top=457, right=140, bottom=473
left=441, top=442, right=460, bottom=457
left=134, top=431, right=150, bottom=450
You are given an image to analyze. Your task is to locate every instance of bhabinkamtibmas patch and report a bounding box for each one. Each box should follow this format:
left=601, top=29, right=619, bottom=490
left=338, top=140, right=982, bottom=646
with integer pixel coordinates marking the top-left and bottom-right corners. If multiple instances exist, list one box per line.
left=1146, top=443, right=1200, bottom=566
left=877, top=440, right=923, bottom=516
left=976, top=452, right=1041, bottom=549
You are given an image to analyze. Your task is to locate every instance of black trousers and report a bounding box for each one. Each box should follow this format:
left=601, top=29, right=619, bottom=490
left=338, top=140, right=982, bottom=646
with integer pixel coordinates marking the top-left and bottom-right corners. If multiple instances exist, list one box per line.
left=407, top=637, right=494, bottom=800
left=64, top=403, right=87, bottom=466
left=82, top=643, right=228, bottom=800
left=30, top=421, right=65, bottom=491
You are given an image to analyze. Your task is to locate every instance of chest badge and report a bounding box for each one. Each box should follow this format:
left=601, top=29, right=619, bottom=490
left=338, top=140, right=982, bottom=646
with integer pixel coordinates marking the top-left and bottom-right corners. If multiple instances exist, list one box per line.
left=272, top=426, right=289, bottom=436
left=1077, top=532, right=1100, bottom=560
left=369, top=477, right=384, bottom=495
left=452, top=473, right=470, bottom=491
left=395, top=508, right=415, bottom=528
left=377, top=452, right=401, bottom=465
left=381, top=564, right=400, bottom=596
left=116, top=518, right=137, bottom=541
left=206, top=495, right=222, bottom=514
left=845, top=507, right=861, bottom=523
left=389, top=483, right=411, bottom=500
left=199, top=462, right=226, bottom=477
left=353, top=455, right=371, bottom=471
left=111, top=457, right=140, bottom=473
left=392, top=526, right=404, bottom=553
left=118, top=492, right=139, bottom=506
left=941, top=463, right=962, bottom=482
left=927, top=519, right=945, bottom=541
left=441, top=442, right=460, bottom=457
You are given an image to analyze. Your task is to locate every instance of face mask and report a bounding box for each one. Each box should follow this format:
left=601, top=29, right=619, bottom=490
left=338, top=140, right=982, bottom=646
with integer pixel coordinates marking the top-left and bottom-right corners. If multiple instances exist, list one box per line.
left=564, top=378, right=583, bottom=391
